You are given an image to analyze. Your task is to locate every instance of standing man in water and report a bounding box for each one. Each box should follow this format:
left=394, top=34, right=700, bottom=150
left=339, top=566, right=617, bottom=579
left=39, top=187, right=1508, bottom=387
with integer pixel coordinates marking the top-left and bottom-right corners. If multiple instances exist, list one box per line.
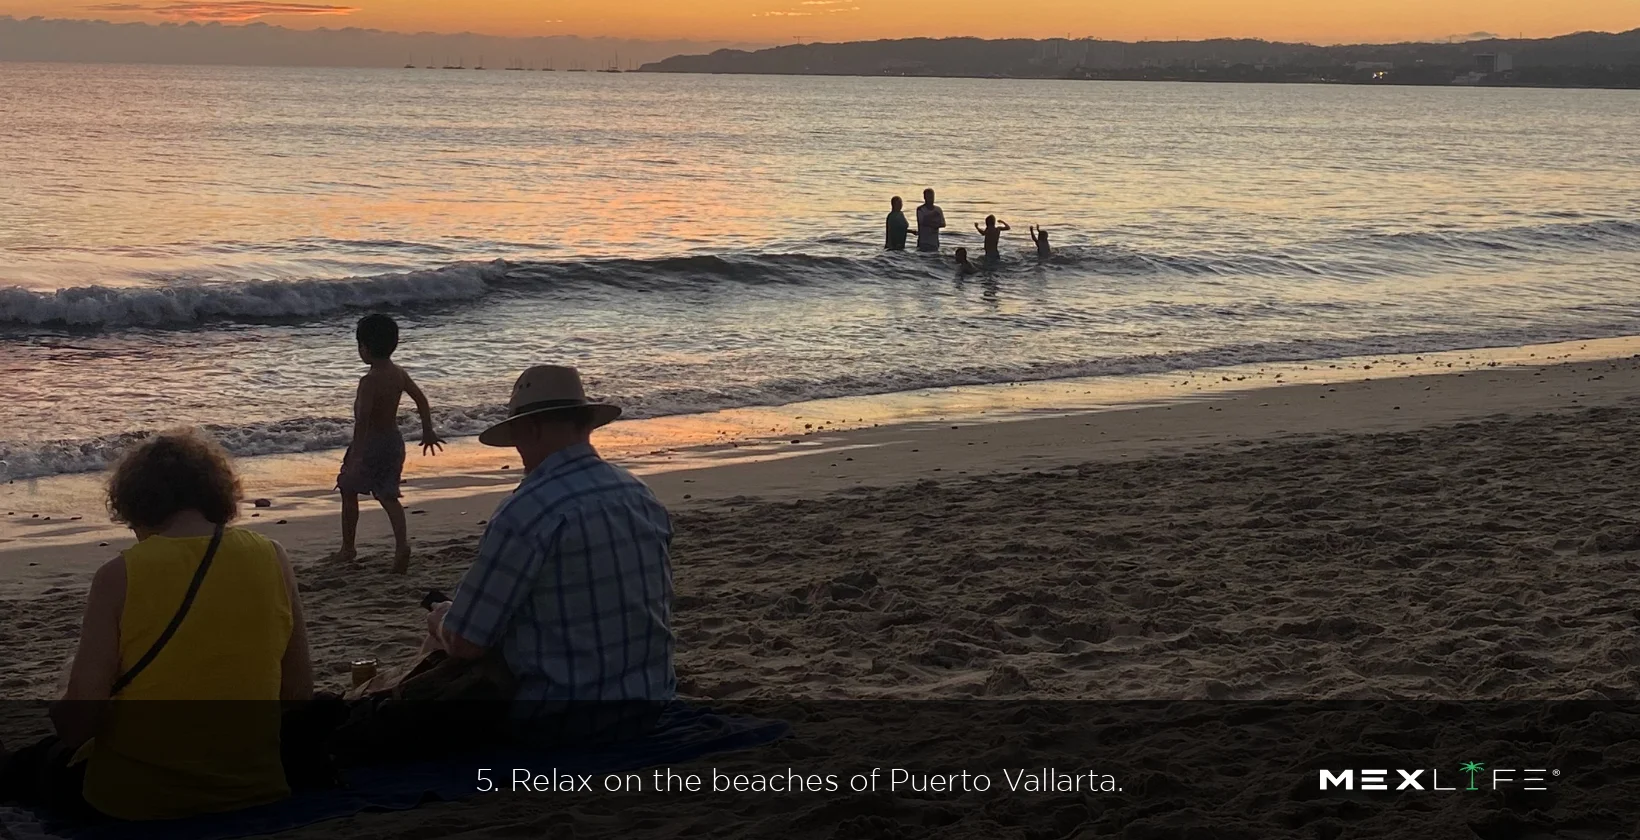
left=916, top=188, right=946, bottom=253
left=885, top=196, right=911, bottom=251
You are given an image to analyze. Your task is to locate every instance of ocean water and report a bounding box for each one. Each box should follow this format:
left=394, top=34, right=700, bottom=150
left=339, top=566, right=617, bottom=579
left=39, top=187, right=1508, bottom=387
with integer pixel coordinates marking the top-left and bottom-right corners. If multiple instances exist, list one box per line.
left=3, top=62, right=1639, bottom=480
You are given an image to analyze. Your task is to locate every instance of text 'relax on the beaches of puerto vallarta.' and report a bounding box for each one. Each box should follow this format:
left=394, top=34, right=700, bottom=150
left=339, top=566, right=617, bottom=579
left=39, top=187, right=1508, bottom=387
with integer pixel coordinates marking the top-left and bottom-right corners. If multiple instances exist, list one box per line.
left=479, top=767, right=1123, bottom=794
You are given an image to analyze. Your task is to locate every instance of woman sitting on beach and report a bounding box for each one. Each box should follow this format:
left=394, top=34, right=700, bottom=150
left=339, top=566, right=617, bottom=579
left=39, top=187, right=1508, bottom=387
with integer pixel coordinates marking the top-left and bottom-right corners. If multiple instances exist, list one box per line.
left=0, top=430, right=312, bottom=821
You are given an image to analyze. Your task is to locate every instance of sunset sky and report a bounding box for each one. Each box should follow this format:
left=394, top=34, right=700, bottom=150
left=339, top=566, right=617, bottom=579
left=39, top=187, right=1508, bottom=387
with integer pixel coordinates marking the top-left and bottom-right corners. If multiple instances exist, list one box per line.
left=4, top=0, right=1636, bottom=44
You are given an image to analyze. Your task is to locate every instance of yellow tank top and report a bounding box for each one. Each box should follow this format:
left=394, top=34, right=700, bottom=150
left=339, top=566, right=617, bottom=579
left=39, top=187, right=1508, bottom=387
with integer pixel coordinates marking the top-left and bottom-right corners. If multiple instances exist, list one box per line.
left=82, top=527, right=294, bottom=821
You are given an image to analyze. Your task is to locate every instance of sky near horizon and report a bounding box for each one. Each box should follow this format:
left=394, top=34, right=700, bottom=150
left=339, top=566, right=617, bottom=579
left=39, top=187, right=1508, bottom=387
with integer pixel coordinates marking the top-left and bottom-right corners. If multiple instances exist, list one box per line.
left=3, top=0, right=1636, bottom=44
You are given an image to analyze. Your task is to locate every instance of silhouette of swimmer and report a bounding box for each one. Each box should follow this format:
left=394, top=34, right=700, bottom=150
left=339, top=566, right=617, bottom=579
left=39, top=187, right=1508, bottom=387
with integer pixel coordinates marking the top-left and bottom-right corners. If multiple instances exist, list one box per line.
left=1029, top=225, right=1051, bottom=259
left=885, top=196, right=911, bottom=251
left=975, top=215, right=1011, bottom=261
left=954, top=247, right=978, bottom=275
left=916, top=188, right=946, bottom=252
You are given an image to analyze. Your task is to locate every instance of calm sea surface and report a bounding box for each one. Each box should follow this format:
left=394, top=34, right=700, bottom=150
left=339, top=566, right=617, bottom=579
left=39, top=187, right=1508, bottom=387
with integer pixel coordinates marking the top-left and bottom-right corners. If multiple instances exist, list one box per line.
left=2, top=62, right=1639, bottom=478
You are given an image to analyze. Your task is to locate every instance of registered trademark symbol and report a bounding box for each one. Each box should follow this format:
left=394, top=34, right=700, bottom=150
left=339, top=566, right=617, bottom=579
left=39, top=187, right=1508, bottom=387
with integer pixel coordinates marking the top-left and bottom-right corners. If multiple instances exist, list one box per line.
left=1552, top=770, right=1560, bottom=777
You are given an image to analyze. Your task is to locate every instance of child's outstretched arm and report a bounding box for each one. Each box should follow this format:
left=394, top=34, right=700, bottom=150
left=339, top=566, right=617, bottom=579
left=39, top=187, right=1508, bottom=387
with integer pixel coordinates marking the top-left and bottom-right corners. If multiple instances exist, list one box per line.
left=404, top=373, right=443, bottom=455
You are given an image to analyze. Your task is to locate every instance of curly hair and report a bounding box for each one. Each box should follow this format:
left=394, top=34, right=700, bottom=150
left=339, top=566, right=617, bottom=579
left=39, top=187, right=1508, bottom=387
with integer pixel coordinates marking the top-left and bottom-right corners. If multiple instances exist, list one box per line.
left=106, top=430, right=242, bottom=530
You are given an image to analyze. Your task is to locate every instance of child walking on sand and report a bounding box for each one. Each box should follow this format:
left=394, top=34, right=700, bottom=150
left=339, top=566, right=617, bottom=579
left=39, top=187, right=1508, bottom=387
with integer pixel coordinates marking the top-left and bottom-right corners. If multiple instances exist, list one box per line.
left=334, top=314, right=442, bottom=573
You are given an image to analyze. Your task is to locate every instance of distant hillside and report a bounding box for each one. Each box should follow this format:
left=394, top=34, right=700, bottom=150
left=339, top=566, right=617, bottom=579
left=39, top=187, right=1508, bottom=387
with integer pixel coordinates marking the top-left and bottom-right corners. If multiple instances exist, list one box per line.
left=0, top=16, right=763, bottom=70
left=641, top=31, right=1640, bottom=88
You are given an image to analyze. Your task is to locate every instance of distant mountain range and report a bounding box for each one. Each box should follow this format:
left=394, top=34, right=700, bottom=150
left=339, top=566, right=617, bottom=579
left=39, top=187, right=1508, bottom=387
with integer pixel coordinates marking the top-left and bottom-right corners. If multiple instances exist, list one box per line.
left=641, top=31, right=1640, bottom=88
left=0, top=16, right=763, bottom=70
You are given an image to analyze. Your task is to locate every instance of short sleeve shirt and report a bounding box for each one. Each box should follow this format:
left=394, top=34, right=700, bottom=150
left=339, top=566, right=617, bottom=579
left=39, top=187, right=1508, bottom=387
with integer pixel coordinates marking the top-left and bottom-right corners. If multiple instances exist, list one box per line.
left=916, top=204, right=945, bottom=251
left=443, top=443, right=675, bottom=724
left=886, top=210, right=909, bottom=249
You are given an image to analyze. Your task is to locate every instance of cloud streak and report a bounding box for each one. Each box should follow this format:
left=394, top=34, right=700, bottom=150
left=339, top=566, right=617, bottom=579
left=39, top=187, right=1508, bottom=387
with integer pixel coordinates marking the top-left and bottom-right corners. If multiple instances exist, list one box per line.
left=84, top=2, right=358, bottom=21
left=754, top=3, right=859, bottom=16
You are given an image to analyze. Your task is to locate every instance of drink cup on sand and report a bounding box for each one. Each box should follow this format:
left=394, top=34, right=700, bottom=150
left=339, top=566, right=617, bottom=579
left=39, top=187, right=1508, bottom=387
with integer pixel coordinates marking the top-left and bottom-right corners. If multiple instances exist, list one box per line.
left=351, top=657, right=379, bottom=687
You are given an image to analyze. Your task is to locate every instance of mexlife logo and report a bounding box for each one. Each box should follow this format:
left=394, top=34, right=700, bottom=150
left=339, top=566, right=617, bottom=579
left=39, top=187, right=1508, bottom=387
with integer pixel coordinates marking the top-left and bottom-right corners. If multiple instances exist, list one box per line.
left=1318, top=763, right=1558, bottom=792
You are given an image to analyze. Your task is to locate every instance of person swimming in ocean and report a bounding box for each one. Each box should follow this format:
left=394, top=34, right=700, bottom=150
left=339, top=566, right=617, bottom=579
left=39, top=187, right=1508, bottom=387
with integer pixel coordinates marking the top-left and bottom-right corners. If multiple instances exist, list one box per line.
left=885, top=196, right=911, bottom=251
left=954, top=247, right=978, bottom=275
left=1029, top=225, right=1051, bottom=259
left=975, top=215, right=1010, bottom=262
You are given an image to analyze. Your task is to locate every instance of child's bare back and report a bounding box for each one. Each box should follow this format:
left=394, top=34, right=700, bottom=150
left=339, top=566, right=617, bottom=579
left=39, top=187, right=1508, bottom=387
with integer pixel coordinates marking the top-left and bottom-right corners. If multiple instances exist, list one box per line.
left=340, top=361, right=416, bottom=500
left=353, top=362, right=414, bottom=439
left=334, top=315, right=442, bottom=573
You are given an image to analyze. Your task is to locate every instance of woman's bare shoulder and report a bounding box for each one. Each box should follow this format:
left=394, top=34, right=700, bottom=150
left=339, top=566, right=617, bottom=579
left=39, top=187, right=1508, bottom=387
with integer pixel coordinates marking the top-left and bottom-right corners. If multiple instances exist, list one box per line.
left=90, top=554, right=127, bottom=598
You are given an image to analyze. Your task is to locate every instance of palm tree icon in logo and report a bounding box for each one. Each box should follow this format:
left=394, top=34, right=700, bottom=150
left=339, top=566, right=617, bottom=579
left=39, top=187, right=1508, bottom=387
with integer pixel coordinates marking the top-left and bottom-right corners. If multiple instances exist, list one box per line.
left=1460, top=762, right=1485, bottom=791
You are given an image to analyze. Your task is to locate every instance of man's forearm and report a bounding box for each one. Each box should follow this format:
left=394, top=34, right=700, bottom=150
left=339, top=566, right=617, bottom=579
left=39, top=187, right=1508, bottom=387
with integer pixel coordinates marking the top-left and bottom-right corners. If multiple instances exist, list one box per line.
left=436, top=617, right=488, bottom=660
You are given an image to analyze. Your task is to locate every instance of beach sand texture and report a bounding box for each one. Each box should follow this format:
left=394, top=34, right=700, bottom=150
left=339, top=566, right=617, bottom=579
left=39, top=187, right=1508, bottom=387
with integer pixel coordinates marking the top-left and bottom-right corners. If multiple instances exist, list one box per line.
left=4, top=358, right=1640, bottom=836
left=289, top=397, right=1640, bottom=837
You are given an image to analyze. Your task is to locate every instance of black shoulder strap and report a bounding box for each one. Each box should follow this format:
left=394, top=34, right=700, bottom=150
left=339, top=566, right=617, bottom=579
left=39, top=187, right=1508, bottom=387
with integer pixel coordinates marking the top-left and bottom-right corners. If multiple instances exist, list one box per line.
left=110, top=524, right=225, bottom=696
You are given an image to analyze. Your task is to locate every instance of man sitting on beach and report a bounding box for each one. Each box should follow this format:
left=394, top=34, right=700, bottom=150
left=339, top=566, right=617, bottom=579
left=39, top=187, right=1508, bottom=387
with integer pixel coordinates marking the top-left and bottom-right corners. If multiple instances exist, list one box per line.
left=425, top=365, right=675, bottom=745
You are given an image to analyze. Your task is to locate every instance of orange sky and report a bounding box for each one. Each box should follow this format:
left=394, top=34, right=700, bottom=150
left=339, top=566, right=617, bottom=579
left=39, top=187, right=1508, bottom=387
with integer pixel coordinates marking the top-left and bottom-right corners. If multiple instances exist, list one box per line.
left=8, top=0, right=1637, bottom=43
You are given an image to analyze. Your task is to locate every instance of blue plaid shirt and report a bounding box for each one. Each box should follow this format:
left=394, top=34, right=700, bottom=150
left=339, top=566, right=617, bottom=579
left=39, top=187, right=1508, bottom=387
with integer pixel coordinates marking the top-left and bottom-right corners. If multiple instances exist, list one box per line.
left=444, top=443, right=675, bottom=725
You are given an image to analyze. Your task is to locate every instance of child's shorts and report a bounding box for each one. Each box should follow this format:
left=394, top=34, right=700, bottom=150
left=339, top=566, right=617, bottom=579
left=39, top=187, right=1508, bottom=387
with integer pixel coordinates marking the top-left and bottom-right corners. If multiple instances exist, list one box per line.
left=336, top=432, right=405, bottom=499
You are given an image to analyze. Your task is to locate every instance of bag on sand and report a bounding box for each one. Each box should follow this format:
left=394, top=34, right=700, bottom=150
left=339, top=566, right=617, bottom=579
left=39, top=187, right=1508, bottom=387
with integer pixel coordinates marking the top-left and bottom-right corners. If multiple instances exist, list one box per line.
left=328, top=650, right=516, bottom=766
left=0, top=737, right=97, bottom=819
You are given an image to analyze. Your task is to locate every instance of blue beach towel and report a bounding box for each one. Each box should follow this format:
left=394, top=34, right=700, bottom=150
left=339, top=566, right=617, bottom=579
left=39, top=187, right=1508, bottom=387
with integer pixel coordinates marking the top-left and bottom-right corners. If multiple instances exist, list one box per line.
left=0, top=702, right=787, bottom=840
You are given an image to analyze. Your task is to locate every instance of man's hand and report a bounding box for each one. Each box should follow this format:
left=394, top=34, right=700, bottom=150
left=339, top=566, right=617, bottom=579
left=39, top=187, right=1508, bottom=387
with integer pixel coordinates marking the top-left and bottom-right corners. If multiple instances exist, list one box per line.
left=426, top=603, right=488, bottom=662
left=420, top=432, right=445, bottom=456
left=424, top=601, right=486, bottom=659
left=425, top=600, right=454, bottom=643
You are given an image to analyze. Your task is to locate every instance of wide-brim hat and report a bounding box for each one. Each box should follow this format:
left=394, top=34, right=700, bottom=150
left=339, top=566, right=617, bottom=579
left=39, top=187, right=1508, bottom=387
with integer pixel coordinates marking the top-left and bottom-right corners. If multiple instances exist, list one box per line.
left=478, top=365, right=622, bottom=447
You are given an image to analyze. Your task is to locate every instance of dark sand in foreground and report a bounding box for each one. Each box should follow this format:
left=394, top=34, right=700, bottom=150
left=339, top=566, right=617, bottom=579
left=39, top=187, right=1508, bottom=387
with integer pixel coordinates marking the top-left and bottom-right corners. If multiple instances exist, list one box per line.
left=6, top=359, right=1640, bottom=837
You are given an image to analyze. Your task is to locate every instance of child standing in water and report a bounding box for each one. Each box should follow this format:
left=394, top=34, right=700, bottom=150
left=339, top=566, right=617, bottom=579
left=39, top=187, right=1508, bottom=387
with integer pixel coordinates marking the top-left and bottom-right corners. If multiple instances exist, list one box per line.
left=1029, top=225, right=1052, bottom=259
left=334, top=314, right=442, bottom=573
left=974, top=215, right=1011, bottom=262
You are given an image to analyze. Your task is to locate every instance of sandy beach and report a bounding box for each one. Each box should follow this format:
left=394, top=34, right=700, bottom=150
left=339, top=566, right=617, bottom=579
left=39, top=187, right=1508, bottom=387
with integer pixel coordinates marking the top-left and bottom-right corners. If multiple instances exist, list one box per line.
left=9, top=48, right=1640, bottom=839
left=5, top=349, right=1640, bottom=836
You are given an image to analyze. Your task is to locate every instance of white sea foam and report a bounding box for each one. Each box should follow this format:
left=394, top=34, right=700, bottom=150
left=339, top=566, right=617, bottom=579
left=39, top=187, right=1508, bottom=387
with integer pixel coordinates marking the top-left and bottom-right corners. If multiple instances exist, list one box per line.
left=3, top=323, right=1632, bottom=481
left=5, top=219, right=1637, bottom=331
left=0, top=261, right=507, bottom=329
